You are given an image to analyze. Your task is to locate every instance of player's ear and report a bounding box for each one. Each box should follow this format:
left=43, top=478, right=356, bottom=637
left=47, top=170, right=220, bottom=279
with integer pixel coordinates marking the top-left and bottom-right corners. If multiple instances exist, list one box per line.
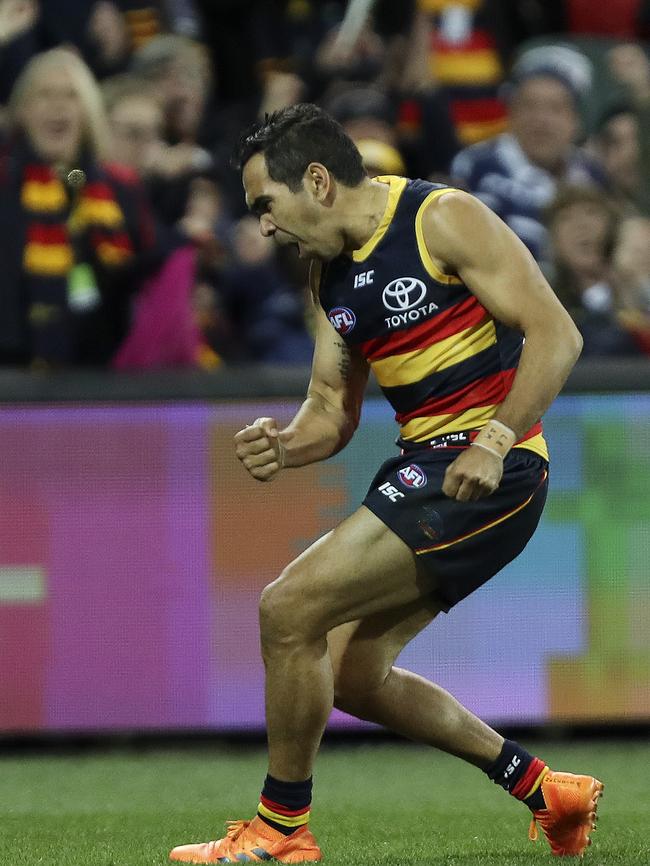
left=305, top=162, right=330, bottom=201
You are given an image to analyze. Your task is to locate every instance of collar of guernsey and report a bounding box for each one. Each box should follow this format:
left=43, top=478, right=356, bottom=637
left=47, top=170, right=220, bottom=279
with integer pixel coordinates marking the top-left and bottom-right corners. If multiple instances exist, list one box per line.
left=318, top=175, right=548, bottom=461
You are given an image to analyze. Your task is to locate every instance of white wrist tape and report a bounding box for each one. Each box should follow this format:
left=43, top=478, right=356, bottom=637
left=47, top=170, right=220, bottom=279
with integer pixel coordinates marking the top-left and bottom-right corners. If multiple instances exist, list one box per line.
left=471, top=419, right=517, bottom=460
left=471, top=441, right=504, bottom=461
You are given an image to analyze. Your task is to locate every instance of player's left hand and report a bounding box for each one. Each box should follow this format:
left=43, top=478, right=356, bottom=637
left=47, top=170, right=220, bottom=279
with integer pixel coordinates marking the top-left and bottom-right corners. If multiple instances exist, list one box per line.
left=442, top=446, right=503, bottom=501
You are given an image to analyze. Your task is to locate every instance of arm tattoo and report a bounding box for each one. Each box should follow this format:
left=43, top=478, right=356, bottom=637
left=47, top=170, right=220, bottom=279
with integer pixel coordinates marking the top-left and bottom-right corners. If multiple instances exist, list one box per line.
left=335, top=339, right=352, bottom=382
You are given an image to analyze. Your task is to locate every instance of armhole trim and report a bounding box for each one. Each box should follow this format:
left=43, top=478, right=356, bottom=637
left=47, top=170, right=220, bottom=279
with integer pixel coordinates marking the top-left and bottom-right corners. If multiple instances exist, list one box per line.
left=415, top=188, right=463, bottom=285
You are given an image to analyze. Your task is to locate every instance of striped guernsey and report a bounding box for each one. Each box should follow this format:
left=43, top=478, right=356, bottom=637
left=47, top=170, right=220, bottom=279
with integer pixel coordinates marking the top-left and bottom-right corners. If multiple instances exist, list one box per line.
left=318, top=175, right=547, bottom=460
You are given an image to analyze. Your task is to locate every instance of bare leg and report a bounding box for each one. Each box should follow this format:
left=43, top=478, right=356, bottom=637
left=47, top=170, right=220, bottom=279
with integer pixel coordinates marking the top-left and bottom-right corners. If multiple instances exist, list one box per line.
left=339, top=667, right=502, bottom=768
left=259, top=507, right=434, bottom=782
left=329, top=600, right=503, bottom=769
left=261, top=627, right=334, bottom=781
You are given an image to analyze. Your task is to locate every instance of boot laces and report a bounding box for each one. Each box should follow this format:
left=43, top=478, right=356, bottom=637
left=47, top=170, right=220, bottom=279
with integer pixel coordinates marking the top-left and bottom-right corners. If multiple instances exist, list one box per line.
left=225, top=820, right=250, bottom=841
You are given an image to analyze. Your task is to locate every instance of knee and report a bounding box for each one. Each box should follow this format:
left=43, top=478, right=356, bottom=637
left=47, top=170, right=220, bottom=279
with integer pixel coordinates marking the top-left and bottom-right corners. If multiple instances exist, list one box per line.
left=259, top=564, right=327, bottom=652
left=258, top=577, right=294, bottom=650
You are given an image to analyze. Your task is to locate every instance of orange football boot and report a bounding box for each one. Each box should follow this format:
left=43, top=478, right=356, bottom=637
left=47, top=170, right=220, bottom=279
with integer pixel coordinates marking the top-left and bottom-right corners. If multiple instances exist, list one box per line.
left=169, top=816, right=322, bottom=864
left=528, top=770, right=604, bottom=857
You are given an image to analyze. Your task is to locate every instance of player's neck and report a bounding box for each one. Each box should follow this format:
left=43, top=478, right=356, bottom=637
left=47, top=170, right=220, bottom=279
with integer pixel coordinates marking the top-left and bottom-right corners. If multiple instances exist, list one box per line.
left=339, top=178, right=390, bottom=257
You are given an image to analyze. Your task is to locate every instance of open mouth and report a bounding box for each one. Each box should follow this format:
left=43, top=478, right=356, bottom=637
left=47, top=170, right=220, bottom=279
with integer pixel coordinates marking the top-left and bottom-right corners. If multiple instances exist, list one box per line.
left=285, top=239, right=303, bottom=257
left=275, top=230, right=309, bottom=259
left=42, top=118, right=74, bottom=138
left=574, top=236, right=598, bottom=252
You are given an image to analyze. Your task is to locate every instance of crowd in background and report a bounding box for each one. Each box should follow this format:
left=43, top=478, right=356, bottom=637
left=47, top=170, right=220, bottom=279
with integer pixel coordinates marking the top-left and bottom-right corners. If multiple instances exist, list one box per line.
left=1, top=0, right=650, bottom=370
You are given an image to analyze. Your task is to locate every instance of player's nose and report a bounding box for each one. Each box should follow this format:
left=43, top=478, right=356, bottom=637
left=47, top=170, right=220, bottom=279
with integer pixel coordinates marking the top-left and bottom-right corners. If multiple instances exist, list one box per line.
left=259, top=214, right=276, bottom=237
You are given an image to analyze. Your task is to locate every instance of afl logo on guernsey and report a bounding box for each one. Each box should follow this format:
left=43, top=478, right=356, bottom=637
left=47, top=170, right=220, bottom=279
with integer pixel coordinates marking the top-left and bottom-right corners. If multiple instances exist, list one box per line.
left=328, top=306, right=356, bottom=335
left=382, top=277, right=427, bottom=311
left=397, top=464, right=427, bottom=489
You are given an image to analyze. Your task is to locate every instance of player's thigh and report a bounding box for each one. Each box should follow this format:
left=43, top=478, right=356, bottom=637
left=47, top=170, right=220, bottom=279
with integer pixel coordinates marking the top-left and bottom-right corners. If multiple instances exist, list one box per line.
left=261, top=505, right=438, bottom=638
left=328, top=595, right=442, bottom=698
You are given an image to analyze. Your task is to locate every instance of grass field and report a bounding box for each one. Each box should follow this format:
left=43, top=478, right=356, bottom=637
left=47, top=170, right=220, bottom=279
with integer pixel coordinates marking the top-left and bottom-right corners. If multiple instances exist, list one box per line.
left=1, top=739, right=648, bottom=865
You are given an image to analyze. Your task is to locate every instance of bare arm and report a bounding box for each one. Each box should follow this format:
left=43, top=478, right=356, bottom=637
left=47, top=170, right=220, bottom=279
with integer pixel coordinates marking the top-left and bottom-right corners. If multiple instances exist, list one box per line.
left=234, top=267, right=369, bottom=481
left=421, top=190, right=582, bottom=499
left=279, top=301, right=369, bottom=467
left=423, top=190, right=582, bottom=438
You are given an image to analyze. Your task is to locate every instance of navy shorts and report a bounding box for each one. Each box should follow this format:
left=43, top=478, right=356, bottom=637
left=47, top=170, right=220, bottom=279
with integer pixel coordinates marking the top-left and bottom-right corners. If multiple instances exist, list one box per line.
left=363, top=444, right=549, bottom=610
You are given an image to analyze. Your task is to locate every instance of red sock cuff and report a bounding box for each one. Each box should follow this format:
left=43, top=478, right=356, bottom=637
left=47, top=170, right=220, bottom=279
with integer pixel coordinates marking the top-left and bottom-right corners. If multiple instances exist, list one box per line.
left=511, top=757, right=547, bottom=800
left=259, top=795, right=311, bottom=817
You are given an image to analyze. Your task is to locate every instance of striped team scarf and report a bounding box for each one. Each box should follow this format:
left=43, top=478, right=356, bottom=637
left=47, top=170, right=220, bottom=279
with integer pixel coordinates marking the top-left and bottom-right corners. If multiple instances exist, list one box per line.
left=21, top=159, right=134, bottom=364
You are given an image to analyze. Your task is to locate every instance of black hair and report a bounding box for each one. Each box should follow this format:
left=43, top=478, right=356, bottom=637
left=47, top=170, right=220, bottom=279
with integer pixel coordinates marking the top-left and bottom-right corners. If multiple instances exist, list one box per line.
left=233, top=103, right=366, bottom=191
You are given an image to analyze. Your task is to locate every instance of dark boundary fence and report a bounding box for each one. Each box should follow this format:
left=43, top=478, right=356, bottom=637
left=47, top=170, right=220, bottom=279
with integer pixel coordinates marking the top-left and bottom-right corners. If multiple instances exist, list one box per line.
left=0, top=358, right=648, bottom=404
left=2, top=722, right=650, bottom=753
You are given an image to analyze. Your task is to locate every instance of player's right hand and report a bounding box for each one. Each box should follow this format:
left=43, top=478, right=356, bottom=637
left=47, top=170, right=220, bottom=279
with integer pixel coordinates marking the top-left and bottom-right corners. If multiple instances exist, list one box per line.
left=234, top=417, right=284, bottom=482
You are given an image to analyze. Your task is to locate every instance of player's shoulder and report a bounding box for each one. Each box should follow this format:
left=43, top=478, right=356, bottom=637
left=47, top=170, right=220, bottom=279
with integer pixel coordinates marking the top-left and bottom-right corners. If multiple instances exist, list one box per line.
left=420, top=187, right=478, bottom=229
left=419, top=188, right=503, bottom=263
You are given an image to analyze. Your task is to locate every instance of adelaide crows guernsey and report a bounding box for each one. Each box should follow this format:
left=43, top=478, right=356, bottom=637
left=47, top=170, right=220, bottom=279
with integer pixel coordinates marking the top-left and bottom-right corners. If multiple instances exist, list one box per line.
left=319, top=176, right=548, bottom=460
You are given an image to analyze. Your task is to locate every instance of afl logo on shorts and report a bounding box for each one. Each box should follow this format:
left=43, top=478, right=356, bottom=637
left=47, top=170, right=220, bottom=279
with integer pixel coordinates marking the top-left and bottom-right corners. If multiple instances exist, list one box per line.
left=398, top=464, right=427, bottom=489
left=328, top=306, right=356, bottom=335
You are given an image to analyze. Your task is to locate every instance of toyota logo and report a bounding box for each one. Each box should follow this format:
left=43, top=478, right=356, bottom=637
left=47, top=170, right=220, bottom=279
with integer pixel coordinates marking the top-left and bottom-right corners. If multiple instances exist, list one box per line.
left=382, top=277, right=427, bottom=311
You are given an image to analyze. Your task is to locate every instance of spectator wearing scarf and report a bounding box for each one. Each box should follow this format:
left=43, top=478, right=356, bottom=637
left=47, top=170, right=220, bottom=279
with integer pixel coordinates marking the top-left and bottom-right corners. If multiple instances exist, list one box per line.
left=0, top=47, right=185, bottom=367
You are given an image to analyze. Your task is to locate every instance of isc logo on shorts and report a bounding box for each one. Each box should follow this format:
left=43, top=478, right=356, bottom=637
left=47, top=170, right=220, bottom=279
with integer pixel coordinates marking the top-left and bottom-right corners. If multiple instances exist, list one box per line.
left=328, top=306, right=356, bottom=335
left=398, top=464, right=427, bottom=489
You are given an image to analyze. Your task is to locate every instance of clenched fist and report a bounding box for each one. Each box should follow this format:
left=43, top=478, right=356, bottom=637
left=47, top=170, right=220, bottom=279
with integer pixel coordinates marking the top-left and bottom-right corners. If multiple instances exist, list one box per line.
left=442, top=445, right=503, bottom=501
left=234, top=417, right=286, bottom=482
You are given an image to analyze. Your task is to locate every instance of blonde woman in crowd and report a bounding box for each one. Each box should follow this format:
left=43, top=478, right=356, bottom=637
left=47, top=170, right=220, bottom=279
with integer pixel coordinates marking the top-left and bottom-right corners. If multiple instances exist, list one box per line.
left=0, top=47, right=188, bottom=367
